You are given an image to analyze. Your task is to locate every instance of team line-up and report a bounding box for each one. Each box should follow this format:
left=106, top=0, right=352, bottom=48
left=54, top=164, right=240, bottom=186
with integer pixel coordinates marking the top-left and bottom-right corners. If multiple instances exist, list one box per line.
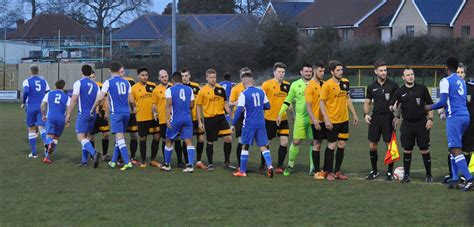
left=21, top=59, right=473, bottom=191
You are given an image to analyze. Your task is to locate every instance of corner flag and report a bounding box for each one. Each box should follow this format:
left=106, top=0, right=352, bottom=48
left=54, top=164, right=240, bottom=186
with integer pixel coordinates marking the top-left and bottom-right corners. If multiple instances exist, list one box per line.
left=384, top=130, right=400, bottom=165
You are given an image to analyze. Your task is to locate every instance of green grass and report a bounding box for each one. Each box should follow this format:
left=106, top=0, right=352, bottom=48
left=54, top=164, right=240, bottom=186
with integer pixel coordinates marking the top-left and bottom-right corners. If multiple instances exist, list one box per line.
left=1, top=103, right=473, bottom=225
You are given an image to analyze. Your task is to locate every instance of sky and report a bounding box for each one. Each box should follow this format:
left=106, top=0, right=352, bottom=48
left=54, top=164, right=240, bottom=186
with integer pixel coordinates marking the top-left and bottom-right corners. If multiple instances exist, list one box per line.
left=152, top=0, right=173, bottom=14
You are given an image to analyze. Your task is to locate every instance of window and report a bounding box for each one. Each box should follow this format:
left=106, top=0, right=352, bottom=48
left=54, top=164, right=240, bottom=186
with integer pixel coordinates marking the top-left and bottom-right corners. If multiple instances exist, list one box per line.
left=461, top=25, right=470, bottom=38
left=120, top=41, right=129, bottom=49
left=406, top=26, right=415, bottom=36
left=342, top=29, right=349, bottom=41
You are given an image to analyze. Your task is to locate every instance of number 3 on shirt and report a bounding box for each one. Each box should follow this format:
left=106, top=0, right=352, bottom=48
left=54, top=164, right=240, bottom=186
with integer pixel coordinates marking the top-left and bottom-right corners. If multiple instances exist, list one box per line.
left=457, top=80, right=465, bottom=95
left=179, top=89, right=186, bottom=101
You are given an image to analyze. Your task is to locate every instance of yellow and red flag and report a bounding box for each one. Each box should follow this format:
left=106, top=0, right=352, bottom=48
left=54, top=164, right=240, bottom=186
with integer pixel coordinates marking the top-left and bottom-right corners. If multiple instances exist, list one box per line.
left=384, top=130, right=400, bottom=165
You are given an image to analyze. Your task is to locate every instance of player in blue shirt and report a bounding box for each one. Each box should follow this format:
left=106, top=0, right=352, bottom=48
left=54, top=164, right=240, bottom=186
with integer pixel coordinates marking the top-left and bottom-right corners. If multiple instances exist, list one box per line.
left=427, top=57, right=472, bottom=191
left=66, top=65, right=100, bottom=168
left=231, top=71, right=274, bottom=178
left=21, top=64, right=50, bottom=158
left=91, top=62, right=136, bottom=171
left=161, top=72, right=196, bottom=173
left=40, top=80, right=70, bottom=164
left=219, top=72, right=234, bottom=123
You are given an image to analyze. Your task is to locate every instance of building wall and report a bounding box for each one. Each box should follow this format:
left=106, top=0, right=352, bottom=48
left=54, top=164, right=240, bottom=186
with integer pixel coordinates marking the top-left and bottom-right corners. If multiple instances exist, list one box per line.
left=392, top=0, right=427, bottom=38
left=355, top=0, right=402, bottom=42
left=453, top=0, right=474, bottom=38
left=429, top=26, right=453, bottom=37
left=0, top=42, right=41, bottom=64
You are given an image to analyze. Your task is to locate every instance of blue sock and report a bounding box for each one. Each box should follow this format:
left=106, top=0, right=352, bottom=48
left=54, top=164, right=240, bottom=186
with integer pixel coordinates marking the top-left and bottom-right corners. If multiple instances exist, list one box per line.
left=111, top=143, right=120, bottom=163
left=81, top=149, right=88, bottom=164
left=28, top=133, right=37, bottom=155
left=164, top=146, right=173, bottom=164
left=455, top=155, right=473, bottom=181
left=450, top=154, right=459, bottom=181
left=187, top=146, right=195, bottom=166
left=240, top=150, right=249, bottom=173
left=45, top=137, right=53, bottom=145
left=40, top=129, right=47, bottom=144
left=117, top=139, right=130, bottom=164
left=262, top=150, right=273, bottom=168
left=44, top=151, right=49, bottom=158
left=81, top=139, right=96, bottom=156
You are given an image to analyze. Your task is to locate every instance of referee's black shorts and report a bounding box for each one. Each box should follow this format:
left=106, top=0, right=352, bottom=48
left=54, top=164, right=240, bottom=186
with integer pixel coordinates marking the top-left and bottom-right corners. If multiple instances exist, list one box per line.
left=400, top=119, right=430, bottom=151
left=137, top=120, right=159, bottom=137
left=368, top=114, right=394, bottom=143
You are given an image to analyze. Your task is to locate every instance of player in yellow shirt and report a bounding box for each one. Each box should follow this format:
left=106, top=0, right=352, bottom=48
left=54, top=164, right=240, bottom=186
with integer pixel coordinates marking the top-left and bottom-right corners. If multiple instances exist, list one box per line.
left=305, top=61, right=326, bottom=179
left=151, top=69, right=173, bottom=167
left=261, top=62, right=291, bottom=174
left=131, top=67, right=159, bottom=168
left=228, top=67, right=250, bottom=169
left=196, top=69, right=233, bottom=171
left=90, top=72, right=111, bottom=161
left=181, top=67, right=206, bottom=169
left=123, top=74, right=139, bottom=164
left=320, top=60, right=359, bottom=181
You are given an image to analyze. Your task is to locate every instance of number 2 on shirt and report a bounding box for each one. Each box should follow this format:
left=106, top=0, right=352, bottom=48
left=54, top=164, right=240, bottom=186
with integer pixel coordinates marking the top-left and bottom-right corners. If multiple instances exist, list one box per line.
left=54, top=94, right=61, bottom=104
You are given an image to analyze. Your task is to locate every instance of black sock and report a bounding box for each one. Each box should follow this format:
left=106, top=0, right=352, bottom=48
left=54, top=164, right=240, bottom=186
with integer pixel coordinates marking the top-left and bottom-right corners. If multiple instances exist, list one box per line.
left=403, top=152, right=412, bottom=176
left=448, top=154, right=452, bottom=178
left=102, top=139, right=109, bottom=155
left=206, top=143, right=214, bottom=164
left=277, top=145, right=287, bottom=168
left=161, top=141, right=166, bottom=162
left=182, top=141, right=189, bottom=163
left=224, top=142, right=231, bottom=164
left=90, top=140, right=95, bottom=149
left=465, top=153, right=472, bottom=166
left=197, top=142, right=204, bottom=162
left=323, top=147, right=335, bottom=172
left=312, top=150, right=320, bottom=172
left=334, top=148, right=344, bottom=172
left=139, top=140, right=147, bottom=163
left=130, top=139, right=138, bottom=159
left=151, top=139, right=159, bottom=160
left=236, top=143, right=242, bottom=166
left=422, top=152, right=432, bottom=176
left=370, top=149, right=378, bottom=172
left=175, top=140, right=183, bottom=164
left=388, top=163, right=394, bottom=174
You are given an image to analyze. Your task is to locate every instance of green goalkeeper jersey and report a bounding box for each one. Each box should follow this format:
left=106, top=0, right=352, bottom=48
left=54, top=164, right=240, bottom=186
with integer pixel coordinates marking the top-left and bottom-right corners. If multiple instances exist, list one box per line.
left=279, top=78, right=309, bottom=119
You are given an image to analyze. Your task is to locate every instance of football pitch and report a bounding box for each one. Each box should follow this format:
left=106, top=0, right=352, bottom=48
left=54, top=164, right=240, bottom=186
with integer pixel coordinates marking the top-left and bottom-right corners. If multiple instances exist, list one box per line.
left=1, top=102, right=473, bottom=225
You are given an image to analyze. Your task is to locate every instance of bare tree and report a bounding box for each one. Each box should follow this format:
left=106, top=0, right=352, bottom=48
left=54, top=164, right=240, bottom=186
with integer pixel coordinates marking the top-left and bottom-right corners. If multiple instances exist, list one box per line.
left=235, top=0, right=268, bottom=17
left=74, top=0, right=151, bottom=32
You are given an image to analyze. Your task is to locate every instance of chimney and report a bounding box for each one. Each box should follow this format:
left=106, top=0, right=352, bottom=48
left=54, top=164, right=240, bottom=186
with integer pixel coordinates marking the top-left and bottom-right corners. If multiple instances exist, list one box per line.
left=16, top=19, right=25, bottom=28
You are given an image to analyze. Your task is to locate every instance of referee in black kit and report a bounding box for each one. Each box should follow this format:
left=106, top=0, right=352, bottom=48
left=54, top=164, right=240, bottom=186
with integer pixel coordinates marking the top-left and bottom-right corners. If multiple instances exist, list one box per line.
left=390, top=67, right=434, bottom=183
left=364, top=60, right=399, bottom=180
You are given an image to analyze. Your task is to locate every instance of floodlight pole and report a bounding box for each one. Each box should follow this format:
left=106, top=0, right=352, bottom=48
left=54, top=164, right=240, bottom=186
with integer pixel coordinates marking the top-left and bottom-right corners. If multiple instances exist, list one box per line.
left=172, top=0, right=177, bottom=72
left=3, top=27, right=6, bottom=90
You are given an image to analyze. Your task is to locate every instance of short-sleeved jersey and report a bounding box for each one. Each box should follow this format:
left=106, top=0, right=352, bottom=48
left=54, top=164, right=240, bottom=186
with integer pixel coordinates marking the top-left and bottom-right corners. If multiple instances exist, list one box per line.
left=131, top=81, right=156, bottom=122
left=184, top=81, right=201, bottom=121
left=152, top=83, right=172, bottom=124
left=229, top=83, right=245, bottom=103
left=282, top=79, right=309, bottom=118
left=261, top=79, right=290, bottom=121
left=72, top=77, right=99, bottom=114
left=320, top=78, right=350, bottom=124
left=391, top=83, right=433, bottom=122
left=219, top=81, right=234, bottom=101
left=237, top=86, right=269, bottom=129
left=440, top=74, right=470, bottom=118
left=124, top=77, right=136, bottom=87
left=196, top=84, right=227, bottom=118
left=23, top=76, right=50, bottom=108
left=165, top=84, right=194, bottom=122
left=366, top=79, right=399, bottom=115
left=102, top=76, right=132, bottom=114
left=305, top=79, right=324, bottom=122
left=42, top=90, right=70, bottom=121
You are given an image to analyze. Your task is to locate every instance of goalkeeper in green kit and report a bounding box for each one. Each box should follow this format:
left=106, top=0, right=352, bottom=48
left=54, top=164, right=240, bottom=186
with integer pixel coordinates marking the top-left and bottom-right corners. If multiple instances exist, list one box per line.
left=277, top=63, right=314, bottom=176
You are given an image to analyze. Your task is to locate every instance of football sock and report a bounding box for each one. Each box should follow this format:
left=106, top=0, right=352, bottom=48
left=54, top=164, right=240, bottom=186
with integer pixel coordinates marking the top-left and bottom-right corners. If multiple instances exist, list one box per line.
left=117, top=139, right=130, bottom=164
left=370, top=149, right=378, bottom=172
left=334, top=148, right=344, bottom=172
left=130, top=139, right=138, bottom=159
left=28, top=133, right=37, bottom=155
left=81, top=149, right=88, bottom=164
left=240, top=150, right=249, bottom=173
left=81, top=139, right=95, bottom=156
left=151, top=139, right=159, bottom=160
left=164, top=146, right=173, bottom=165
left=454, top=154, right=473, bottom=181
left=206, top=143, right=214, bottom=165
left=197, top=142, right=204, bottom=162
left=323, top=147, right=335, bottom=172
left=262, top=150, right=273, bottom=168
left=161, top=141, right=166, bottom=161
left=277, top=145, right=287, bottom=168
left=187, top=146, right=195, bottom=166
left=236, top=143, right=242, bottom=166
left=175, top=140, right=183, bottom=164
left=102, top=139, right=109, bottom=156
left=448, top=154, right=452, bottom=178
left=288, top=144, right=299, bottom=167
left=403, top=152, right=412, bottom=176
left=224, top=142, right=232, bottom=164
left=312, top=149, right=320, bottom=172
left=90, top=140, right=95, bottom=149
left=388, top=163, right=394, bottom=174
left=182, top=141, right=189, bottom=163
left=111, top=143, right=120, bottom=163
left=39, top=129, right=47, bottom=144
left=260, top=153, right=265, bottom=167
left=139, top=140, right=147, bottom=163
left=450, top=154, right=459, bottom=181
left=309, top=145, right=314, bottom=170
left=422, top=152, right=432, bottom=176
